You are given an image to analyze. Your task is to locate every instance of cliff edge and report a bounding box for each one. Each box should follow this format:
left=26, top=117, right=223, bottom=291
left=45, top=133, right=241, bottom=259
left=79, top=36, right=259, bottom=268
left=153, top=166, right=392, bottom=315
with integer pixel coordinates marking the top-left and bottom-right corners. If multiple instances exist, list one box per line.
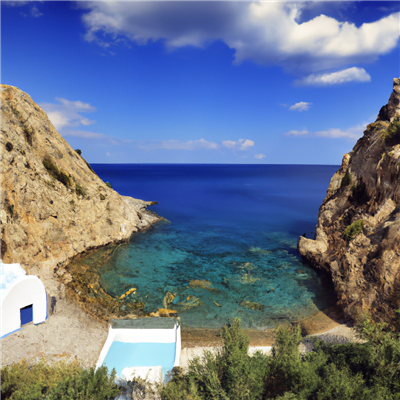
left=0, top=84, right=161, bottom=295
left=299, top=78, right=400, bottom=323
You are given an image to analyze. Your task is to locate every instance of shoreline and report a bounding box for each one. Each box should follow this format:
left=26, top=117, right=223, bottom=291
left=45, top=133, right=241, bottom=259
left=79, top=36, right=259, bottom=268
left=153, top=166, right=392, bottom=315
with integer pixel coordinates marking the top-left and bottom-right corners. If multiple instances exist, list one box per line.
left=181, top=304, right=348, bottom=348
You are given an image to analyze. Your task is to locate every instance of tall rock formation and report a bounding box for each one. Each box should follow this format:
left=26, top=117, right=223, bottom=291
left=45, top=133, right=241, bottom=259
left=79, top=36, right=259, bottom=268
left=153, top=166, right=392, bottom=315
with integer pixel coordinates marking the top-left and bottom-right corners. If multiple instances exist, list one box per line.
left=0, top=84, right=161, bottom=295
left=299, top=78, right=400, bottom=322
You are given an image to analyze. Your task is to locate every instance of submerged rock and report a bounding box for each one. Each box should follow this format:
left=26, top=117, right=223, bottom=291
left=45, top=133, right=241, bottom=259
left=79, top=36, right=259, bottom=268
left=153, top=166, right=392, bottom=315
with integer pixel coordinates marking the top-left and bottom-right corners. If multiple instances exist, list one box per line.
left=240, top=300, right=266, bottom=311
left=298, top=78, right=400, bottom=323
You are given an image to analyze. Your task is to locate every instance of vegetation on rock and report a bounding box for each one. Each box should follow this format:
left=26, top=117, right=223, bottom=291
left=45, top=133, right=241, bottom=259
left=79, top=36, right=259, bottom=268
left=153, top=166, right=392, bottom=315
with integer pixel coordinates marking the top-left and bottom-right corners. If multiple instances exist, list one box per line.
left=381, top=116, right=400, bottom=146
left=42, top=157, right=71, bottom=187
left=105, top=182, right=112, bottom=189
left=344, top=220, right=364, bottom=241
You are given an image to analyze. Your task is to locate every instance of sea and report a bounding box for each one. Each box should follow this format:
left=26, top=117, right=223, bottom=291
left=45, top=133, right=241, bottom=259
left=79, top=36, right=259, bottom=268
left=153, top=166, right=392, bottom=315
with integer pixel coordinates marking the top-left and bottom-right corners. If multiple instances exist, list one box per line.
left=87, top=164, right=339, bottom=330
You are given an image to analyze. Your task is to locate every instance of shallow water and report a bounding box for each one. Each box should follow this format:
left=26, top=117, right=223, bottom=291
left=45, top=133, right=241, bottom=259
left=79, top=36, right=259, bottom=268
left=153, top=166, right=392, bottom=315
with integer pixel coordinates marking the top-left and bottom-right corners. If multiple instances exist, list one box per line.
left=87, top=164, right=339, bottom=330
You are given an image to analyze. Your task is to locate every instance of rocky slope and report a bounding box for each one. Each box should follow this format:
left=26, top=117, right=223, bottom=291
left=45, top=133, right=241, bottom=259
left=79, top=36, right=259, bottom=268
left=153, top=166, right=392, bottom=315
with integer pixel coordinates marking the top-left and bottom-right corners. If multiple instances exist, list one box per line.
left=299, top=78, right=400, bottom=323
left=0, top=84, right=161, bottom=297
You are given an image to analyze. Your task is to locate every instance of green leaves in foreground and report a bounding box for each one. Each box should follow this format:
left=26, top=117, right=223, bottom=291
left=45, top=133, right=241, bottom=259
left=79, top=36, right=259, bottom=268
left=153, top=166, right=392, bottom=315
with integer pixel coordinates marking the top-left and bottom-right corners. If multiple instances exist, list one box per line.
left=161, top=317, right=400, bottom=400
left=0, top=360, right=119, bottom=400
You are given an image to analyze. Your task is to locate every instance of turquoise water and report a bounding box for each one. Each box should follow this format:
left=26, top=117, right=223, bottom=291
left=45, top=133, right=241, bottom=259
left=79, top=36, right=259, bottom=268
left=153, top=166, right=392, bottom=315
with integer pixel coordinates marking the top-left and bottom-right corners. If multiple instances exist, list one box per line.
left=103, top=341, right=176, bottom=377
left=88, top=164, right=338, bottom=330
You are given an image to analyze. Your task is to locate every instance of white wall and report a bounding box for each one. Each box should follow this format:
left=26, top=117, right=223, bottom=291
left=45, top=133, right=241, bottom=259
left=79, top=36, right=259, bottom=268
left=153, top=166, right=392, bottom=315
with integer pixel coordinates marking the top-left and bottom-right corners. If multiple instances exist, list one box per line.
left=0, top=276, right=47, bottom=338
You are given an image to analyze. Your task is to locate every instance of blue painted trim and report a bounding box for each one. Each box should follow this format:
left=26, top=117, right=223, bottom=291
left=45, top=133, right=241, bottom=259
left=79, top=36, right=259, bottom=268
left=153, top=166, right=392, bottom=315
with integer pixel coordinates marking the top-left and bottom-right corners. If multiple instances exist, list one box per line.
left=1, top=327, right=21, bottom=339
left=45, top=290, right=48, bottom=321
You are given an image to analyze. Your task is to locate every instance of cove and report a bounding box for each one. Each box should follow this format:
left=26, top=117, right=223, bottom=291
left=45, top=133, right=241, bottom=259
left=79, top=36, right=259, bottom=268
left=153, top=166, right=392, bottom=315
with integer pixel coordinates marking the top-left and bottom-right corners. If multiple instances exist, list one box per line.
left=84, top=164, right=339, bottom=330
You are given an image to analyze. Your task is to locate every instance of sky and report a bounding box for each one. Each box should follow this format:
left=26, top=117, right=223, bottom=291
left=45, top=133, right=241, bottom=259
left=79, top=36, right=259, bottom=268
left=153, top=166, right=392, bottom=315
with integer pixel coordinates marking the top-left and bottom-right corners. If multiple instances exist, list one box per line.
left=1, top=1, right=399, bottom=164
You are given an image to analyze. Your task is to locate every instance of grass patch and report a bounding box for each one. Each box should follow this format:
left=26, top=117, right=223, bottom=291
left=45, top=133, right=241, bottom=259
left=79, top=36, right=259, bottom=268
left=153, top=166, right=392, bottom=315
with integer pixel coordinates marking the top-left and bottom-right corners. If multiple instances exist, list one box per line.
left=105, top=182, right=112, bottom=189
left=344, top=220, right=363, bottom=241
left=42, top=157, right=71, bottom=187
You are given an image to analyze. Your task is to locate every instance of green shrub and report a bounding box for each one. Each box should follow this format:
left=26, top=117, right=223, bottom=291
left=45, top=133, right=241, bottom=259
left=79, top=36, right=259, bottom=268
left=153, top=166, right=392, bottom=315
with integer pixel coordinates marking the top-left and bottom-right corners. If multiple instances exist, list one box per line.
left=382, top=116, right=400, bottom=146
left=344, top=220, right=364, bottom=241
left=341, top=170, right=352, bottom=187
left=75, top=183, right=86, bottom=197
left=45, top=366, right=119, bottom=400
left=75, top=149, right=82, bottom=155
left=0, top=358, right=82, bottom=400
left=106, top=182, right=112, bottom=189
left=42, top=157, right=71, bottom=187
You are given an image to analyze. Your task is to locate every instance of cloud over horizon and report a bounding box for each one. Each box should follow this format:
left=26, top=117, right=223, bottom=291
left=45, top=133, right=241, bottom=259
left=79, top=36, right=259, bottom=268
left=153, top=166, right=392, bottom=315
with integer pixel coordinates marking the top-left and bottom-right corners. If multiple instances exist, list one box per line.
left=80, top=2, right=400, bottom=75
left=222, top=139, right=255, bottom=151
left=286, top=123, right=367, bottom=139
left=296, top=67, right=371, bottom=86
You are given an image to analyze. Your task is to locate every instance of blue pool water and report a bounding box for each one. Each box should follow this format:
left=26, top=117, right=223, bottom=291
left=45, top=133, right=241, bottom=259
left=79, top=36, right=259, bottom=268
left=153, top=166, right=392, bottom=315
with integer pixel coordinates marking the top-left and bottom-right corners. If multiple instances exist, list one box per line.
left=88, top=164, right=339, bottom=330
left=103, top=341, right=176, bottom=377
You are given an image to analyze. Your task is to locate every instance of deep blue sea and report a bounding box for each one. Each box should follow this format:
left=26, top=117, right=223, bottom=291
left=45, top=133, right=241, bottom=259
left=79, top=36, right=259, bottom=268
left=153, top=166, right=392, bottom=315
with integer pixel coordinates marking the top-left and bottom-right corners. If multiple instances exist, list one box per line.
left=89, top=164, right=339, bottom=330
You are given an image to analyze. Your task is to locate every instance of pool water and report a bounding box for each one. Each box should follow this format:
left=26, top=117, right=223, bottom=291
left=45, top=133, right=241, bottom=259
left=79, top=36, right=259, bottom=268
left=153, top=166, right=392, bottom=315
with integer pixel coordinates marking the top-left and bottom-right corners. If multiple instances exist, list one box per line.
left=103, top=341, right=176, bottom=378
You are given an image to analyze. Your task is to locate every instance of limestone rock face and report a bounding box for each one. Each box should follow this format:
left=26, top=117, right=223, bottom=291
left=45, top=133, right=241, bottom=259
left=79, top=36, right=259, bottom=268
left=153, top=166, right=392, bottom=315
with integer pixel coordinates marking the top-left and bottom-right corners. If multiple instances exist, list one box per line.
left=298, top=78, right=400, bottom=322
left=0, top=85, right=161, bottom=294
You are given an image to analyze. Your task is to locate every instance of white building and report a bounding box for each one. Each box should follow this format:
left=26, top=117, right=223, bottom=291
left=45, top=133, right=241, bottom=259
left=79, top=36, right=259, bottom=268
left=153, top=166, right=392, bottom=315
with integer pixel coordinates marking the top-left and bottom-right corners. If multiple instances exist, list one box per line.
left=0, top=260, right=48, bottom=339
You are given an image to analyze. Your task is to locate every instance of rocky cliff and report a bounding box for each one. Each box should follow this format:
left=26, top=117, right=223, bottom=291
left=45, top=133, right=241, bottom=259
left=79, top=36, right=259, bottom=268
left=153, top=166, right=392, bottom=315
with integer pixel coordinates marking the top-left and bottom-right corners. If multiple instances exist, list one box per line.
left=299, top=78, right=400, bottom=323
left=0, top=84, right=161, bottom=297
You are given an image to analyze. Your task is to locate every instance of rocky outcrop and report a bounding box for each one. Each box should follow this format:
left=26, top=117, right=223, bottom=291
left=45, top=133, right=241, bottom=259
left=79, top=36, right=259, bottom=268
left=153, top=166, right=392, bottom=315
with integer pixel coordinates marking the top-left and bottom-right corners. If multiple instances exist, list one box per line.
left=298, top=78, right=400, bottom=323
left=0, top=84, right=161, bottom=296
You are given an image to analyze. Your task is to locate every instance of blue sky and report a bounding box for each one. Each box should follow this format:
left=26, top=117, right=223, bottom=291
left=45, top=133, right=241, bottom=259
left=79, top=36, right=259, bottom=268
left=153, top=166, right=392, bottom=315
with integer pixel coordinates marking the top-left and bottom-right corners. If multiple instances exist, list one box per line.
left=2, top=1, right=399, bottom=164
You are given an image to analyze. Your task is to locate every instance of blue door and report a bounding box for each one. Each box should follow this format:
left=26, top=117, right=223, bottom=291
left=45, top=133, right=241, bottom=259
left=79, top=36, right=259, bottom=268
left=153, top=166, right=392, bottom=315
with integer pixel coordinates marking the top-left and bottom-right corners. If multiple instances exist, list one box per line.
left=20, top=305, right=33, bottom=325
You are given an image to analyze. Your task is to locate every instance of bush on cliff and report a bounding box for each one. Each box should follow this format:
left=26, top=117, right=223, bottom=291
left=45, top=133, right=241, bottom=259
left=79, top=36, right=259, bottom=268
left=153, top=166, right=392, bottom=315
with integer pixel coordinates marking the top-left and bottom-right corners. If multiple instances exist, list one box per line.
left=382, top=116, right=400, bottom=146
left=344, top=220, right=364, bottom=241
left=42, top=157, right=71, bottom=188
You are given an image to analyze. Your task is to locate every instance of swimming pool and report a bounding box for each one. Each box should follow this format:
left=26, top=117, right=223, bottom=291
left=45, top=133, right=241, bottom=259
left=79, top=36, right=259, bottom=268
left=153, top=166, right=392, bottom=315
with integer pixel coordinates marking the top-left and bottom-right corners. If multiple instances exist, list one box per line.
left=103, top=341, right=176, bottom=378
left=96, top=318, right=181, bottom=382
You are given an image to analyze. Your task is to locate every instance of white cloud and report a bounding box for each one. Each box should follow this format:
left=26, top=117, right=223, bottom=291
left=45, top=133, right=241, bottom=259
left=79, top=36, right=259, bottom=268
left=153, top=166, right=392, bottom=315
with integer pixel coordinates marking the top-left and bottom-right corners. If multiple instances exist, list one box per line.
left=255, top=154, right=266, bottom=159
left=223, top=139, right=254, bottom=151
left=40, top=98, right=96, bottom=131
left=286, top=123, right=367, bottom=139
left=79, top=2, right=400, bottom=73
left=221, top=140, right=236, bottom=149
left=286, top=129, right=310, bottom=136
left=289, top=102, right=312, bottom=112
left=316, top=123, right=367, bottom=139
left=61, top=130, right=105, bottom=139
left=296, top=67, right=371, bottom=86
left=139, top=138, right=219, bottom=151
